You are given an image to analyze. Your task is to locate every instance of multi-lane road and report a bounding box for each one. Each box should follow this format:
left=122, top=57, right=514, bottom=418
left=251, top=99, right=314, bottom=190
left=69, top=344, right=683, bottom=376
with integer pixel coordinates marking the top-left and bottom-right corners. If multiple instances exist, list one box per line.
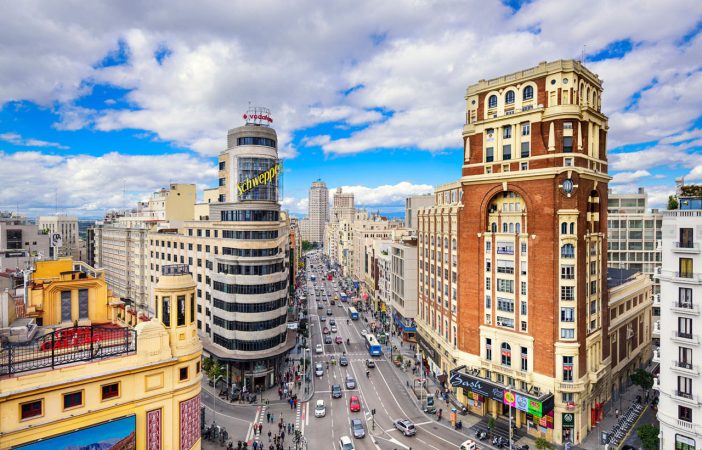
left=302, top=252, right=470, bottom=450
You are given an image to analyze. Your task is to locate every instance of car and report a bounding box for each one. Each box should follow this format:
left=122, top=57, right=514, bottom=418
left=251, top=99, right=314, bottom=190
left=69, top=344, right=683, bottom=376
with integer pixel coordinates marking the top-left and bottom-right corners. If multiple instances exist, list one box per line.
left=323, top=327, right=330, bottom=334
left=324, top=335, right=333, bottom=344
left=339, top=355, right=349, bottom=366
left=315, top=362, right=324, bottom=377
left=349, top=395, right=361, bottom=412
left=335, top=336, right=343, bottom=344
left=329, top=318, right=336, bottom=325
left=338, top=436, right=354, bottom=450
left=315, top=344, right=323, bottom=354
left=459, top=439, right=477, bottom=450
left=394, top=418, right=416, bottom=436
left=351, top=418, right=365, bottom=438
left=320, top=316, right=326, bottom=322
left=331, top=325, right=337, bottom=333
left=327, top=309, right=333, bottom=316
left=360, top=329, right=367, bottom=336
left=315, top=399, right=326, bottom=417
left=331, top=384, right=342, bottom=398
left=317, top=304, right=324, bottom=310
left=345, top=375, right=356, bottom=389
left=365, top=359, right=376, bottom=368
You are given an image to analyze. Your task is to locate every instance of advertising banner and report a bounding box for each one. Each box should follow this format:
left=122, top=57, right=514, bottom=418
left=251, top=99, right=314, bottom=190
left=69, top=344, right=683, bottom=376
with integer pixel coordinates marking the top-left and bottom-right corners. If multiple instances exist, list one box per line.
left=16, top=415, right=136, bottom=449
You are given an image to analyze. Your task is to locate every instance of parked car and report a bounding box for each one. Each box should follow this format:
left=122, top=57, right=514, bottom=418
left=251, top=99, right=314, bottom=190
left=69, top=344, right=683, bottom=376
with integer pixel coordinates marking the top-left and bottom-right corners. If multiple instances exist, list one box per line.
left=349, top=395, right=361, bottom=412
left=394, top=418, right=416, bottom=436
left=339, top=355, right=349, bottom=366
left=338, top=436, right=354, bottom=450
left=351, top=418, right=365, bottom=438
left=315, top=344, right=323, bottom=354
left=315, top=363, right=324, bottom=377
left=345, top=375, right=356, bottom=389
left=315, top=399, right=326, bottom=417
left=332, top=384, right=342, bottom=398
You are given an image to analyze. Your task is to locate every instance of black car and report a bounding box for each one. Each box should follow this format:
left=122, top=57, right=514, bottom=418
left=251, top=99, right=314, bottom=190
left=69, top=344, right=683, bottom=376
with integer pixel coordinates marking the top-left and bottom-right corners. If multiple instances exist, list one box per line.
left=331, top=384, right=342, bottom=398
left=324, top=335, right=332, bottom=344
left=339, top=356, right=349, bottom=366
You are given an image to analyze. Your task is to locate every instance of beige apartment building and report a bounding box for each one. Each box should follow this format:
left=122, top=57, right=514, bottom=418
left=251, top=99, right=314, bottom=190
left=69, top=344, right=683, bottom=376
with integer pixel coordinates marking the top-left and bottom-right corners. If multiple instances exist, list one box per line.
left=0, top=213, right=50, bottom=271
left=38, top=214, right=79, bottom=258
left=405, top=194, right=435, bottom=230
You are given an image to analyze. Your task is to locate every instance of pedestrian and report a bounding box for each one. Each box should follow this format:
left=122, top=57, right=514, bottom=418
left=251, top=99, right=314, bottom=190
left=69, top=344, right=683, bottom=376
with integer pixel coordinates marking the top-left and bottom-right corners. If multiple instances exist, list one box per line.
left=268, top=430, right=272, bottom=442
left=281, top=430, right=285, bottom=442
left=266, top=411, right=270, bottom=422
left=615, top=408, right=619, bottom=418
left=270, top=413, right=274, bottom=424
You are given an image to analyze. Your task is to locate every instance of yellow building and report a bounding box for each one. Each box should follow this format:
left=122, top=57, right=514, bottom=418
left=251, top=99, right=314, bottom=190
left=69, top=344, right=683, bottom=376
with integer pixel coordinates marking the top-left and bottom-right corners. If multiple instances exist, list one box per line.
left=0, top=259, right=202, bottom=450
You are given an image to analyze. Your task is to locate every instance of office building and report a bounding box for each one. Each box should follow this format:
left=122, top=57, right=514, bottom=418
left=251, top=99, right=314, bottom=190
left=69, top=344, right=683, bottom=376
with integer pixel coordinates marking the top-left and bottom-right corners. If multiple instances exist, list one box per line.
left=38, top=214, right=79, bottom=258
left=0, top=258, right=202, bottom=449
left=656, top=185, right=702, bottom=449
left=305, top=180, right=329, bottom=244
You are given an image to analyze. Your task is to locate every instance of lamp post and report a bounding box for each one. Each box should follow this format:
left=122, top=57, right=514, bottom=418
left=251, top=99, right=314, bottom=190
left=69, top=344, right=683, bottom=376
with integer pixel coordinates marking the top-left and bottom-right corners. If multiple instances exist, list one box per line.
left=213, top=375, right=223, bottom=425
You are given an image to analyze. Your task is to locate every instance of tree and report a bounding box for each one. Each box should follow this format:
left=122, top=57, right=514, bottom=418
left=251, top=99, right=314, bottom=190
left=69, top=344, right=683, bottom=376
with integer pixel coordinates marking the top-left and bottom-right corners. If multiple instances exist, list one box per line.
left=202, top=357, right=213, bottom=374
left=487, top=417, right=496, bottom=434
left=668, top=195, right=679, bottom=210
left=630, top=368, right=654, bottom=394
left=206, top=359, right=225, bottom=385
left=534, top=437, right=554, bottom=450
left=637, top=424, right=659, bottom=450
left=301, top=240, right=316, bottom=252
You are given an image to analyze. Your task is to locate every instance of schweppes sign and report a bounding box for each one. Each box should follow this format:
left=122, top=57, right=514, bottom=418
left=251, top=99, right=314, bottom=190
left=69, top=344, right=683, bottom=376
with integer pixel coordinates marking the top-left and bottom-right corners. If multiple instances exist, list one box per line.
left=237, top=163, right=282, bottom=196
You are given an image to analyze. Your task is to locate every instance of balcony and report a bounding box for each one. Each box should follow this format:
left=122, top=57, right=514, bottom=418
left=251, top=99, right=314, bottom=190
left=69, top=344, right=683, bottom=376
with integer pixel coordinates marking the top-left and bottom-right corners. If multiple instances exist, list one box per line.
left=672, top=360, right=699, bottom=376
left=653, top=321, right=660, bottom=337
left=677, top=419, right=695, bottom=432
left=654, top=267, right=662, bottom=279
left=672, top=302, right=700, bottom=316
left=652, top=348, right=660, bottom=363
left=558, top=381, right=586, bottom=392
left=674, top=272, right=702, bottom=284
left=653, top=376, right=660, bottom=390
left=674, top=391, right=699, bottom=407
left=653, top=294, right=661, bottom=307
left=588, top=365, right=608, bottom=383
left=672, top=331, right=700, bottom=345
left=673, top=241, right=700, bottom=254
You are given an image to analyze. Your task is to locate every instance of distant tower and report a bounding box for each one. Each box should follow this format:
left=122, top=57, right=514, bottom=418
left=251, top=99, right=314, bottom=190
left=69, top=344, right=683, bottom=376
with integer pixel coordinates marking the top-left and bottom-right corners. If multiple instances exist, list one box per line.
left=308, top=180, right=329, bottom=243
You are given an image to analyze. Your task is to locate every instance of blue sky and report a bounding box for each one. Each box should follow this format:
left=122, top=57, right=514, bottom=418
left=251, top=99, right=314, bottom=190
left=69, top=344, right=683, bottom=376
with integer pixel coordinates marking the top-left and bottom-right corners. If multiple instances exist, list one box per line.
left=1, top=0, right=701, bottom=217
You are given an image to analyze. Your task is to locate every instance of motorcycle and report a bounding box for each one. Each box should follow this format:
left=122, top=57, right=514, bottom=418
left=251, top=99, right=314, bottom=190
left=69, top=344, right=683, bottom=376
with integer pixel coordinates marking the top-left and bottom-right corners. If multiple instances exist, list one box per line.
left=477, top=431, right=487, bottom=441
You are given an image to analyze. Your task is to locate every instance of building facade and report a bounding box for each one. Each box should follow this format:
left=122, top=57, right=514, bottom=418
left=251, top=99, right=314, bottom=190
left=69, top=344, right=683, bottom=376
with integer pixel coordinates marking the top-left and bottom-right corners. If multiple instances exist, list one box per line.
left=331, top=187, right=355, bottom=223
left=0, top=259, right=202, bottom=450
left=452, top=60, right=610, bottom=445
left=38, top=214, right=79, bottom=259
left=150, top=116, right=293, bottom=390
left=0, top=213, right=50, bottom=271
left=656, top=189, right=702, bottom=450
left=307, top=180, right=329, bottom=243
left=389, top=237, right=419, bottom=342
left=405, top=194, right=435, bottom=230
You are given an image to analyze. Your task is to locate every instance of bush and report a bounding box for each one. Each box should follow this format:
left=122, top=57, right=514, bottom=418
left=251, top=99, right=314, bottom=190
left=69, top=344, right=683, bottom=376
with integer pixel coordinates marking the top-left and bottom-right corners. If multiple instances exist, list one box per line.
left=637, top=424, right=659, bottom=450
left=534, top=437, right=554, bottom=450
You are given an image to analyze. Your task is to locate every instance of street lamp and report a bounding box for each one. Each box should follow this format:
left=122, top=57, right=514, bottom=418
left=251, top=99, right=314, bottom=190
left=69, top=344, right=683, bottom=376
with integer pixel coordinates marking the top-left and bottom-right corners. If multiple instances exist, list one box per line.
left=213, top=375, right=223, bottom=425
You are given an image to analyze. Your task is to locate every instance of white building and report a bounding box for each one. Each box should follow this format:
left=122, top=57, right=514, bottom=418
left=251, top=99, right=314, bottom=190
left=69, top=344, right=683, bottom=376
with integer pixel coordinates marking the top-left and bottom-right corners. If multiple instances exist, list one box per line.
left=0, top=213, right=50, bottom=271
left=389, top=236, right=418, bottom=341
left=331, top=187, right=355, bottom=223
left=38, top=214, right=78, bottom=258
left=405, top=194, right=434, bottom=230
left=307, top=180, right=329, bottom=243
left=656, top=188, right=702, bottom=449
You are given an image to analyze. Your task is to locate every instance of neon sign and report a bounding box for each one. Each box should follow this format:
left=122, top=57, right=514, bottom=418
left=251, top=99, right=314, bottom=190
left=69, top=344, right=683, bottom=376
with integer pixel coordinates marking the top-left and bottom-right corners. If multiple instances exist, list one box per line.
left=237, top=163, right=283, bottom=196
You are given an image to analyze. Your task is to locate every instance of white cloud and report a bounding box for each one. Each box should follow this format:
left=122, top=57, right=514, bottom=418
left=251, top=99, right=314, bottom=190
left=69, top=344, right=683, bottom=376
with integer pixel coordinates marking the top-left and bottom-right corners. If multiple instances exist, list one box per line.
left=336, top=181, right=433, bottom=206
left=0, top=132, right=69, bottom=150
left=608, top=145, right=695, bottom=172
left=281, top=196, right=309, bottom=214
left=611, top=170, right=651, bottom=184
left=0, top=151, right=216, bottom=216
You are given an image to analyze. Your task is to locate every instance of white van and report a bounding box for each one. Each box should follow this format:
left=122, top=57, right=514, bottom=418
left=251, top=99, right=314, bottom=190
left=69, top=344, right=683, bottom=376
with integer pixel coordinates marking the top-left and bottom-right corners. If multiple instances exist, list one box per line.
left=459, top=439, right=477, bottom=450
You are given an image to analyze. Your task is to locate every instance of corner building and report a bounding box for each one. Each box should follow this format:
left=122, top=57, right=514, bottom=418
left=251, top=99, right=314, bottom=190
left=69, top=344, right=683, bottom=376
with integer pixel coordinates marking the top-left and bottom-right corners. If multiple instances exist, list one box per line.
left=455, top=60, right=610, bottom=445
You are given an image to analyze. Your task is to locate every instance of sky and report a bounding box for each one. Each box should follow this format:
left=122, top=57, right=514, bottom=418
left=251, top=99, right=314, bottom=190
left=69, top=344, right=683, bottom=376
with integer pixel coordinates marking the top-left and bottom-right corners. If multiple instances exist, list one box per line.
left=1, top=0, right=702, bottom=218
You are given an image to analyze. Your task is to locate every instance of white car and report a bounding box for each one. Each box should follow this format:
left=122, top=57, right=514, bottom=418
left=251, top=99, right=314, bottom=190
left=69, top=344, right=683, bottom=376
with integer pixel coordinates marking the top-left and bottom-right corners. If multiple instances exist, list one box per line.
left=315, top=399, right=326, bottom=417
left=360, top=329, right=367, bottom=336
left=338, top=436, right=354, bottom=450
left=331, top=325, right=337, bottom=333
left=315, top=362, right=324, bottom=377
left=459, top=439, right=477, bottom=450
left=315, top=344, right=323, bottom=354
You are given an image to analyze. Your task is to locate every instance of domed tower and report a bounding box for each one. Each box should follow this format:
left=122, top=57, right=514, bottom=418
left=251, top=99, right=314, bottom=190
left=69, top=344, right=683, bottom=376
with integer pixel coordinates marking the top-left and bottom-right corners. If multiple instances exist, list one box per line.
left=154, top=264, right=201, bottom=357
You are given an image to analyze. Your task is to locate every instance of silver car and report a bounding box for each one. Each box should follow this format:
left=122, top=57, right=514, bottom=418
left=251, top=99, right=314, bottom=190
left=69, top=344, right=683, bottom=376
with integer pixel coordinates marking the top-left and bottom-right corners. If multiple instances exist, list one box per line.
left=394, top=418, right=416, bottom=436
left=351, top=418, right=365, bottom=438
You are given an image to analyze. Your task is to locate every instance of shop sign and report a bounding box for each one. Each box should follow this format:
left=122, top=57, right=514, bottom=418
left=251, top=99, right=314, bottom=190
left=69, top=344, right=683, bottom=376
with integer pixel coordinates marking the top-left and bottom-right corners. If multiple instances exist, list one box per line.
left=514, top=393, right=529, bottom=412
left=562, top=412, right=575, bottom=427
left=450, top=372, right=504, bottom=402
left=528, top=398, right=543, bottom=416
left=503, top=391, right=516, bottom=407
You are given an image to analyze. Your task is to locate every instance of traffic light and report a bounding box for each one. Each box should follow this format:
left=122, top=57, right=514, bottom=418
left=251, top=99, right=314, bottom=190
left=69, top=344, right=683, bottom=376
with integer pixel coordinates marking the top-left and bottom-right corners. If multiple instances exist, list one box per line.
left=371, top=408, right=376, bottom=415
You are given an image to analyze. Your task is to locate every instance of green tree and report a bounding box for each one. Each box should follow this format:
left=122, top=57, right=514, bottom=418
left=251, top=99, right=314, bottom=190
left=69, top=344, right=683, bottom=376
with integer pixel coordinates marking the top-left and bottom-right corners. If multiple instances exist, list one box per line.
left=630, top=368, right=654, bottom=394
left=202, top=357, right=213, bottom=374
left=534, top=437, right=554, bottom=450
left=205, top=359, right=225, bottom=385
left=637, top=424, right=660, bottom=450
left=668, top=195, right=679, bottom=210
left=487, top=417, right=496, bottom=434
left=301, top=240, right=316, bottom=252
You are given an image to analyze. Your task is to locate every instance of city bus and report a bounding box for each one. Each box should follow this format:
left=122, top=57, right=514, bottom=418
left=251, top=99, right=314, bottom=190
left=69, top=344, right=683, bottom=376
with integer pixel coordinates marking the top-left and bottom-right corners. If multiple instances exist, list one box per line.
left=365, top=334, right=382, bottom=356
left=348, top=307, right=359, bottom=320
left=340, top=292, right=348, bottom=302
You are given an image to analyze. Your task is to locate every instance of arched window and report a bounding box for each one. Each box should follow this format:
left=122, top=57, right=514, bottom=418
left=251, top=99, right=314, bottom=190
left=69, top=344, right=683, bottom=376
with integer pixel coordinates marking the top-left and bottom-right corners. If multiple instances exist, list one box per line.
left=569, top=222, right=575, bottom=235
left=561, top=244, right=575, bottom=258
left=431, top=236, right=435, bottom=246
left=523, top=85, right=534, bottom=100
left=509, top=223, right=514, bottom=233
left=419, top=234, right=423, bottom=244
left=444, top=237, right=449, bottom=249
left=501, top=343, right=512, bottom=366
left=561, top=222, right=568, bottom=234
left=505, top=90, right=515, bottom=104
left=488, top=95, right=498, bottom=108
left=515, top=223, right=521, bottom=234
left=503, top=223, right=508, bottom=233
left=491, top=223, right=497, bottom=232
left=452, top=238, right=457, bottom=251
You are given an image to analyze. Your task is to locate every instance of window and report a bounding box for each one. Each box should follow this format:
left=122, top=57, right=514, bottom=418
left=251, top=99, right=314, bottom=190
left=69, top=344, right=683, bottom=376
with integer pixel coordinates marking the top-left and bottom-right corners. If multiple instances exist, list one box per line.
left=562, top=393, right=574, bottom=403
left=496, top=279, right=514, bottom=293
left=680, top=258, right=693, bottom=278
left=679, top=405, right=693, bottom=423
left=177, top=295, right=186, bottom=326
left=561, top=244, right=575, bottom=258
left=679, top=288, right=693, bottom=308
left=520, top=162, right=528, bottom=171
left=521, top=281, right=527, bottom=295
left=503, top=126, right=512, bottom=139
left=61, top=290, right=71, bottom=322
left=101, top=383, right=120, bottom=400
left=496, top=259, right=514, bottom=274
left=179, top=367, right=189, bottom=381
left=561, top=265, right=575, bottom=279
left=561, top=328, right=575, bottom=339
left=505, top=91, right=515, bottom=104
left=501, top=343, right=511, bottom=366
left=485, top=277, right=491, bottom=290
left=561, top=286, right=575, bottom=301
left=563, top=136, right=573, bottom=152
left=521, top=347, right=528, bottom=371
left=219, top=161, right=225, bottom=170
left=196, top=361, right=201, bottom=373
left=63, top=391, right=83, bottom=410
left=485, top=338, right=492, bottom=360
left=497, top=297, right=514, bottom=312
left=20, top=400, right=42, bottom=420
left=520, top=142, right=530, bottom=158
left=521, top=122, right=530, bottom=136
left=237, top=136, right=276, bottom=147
left=564, top=157, right=573, bottom=167
left=162, top=296, right=170, bottom=327
left=678, top=376, right=693, bottom=398
left=676, top=434, right=696, bottom=450
left=503, top=144, right=511, bottom=160
left=521, top=321, right=527, bottom=332
left=488, top=95, right=497, bottom=108
left=561, top=307, right=575, bottom=322
left=485, top=294, right=492, bottom=309
left=523, top=86, right=534, bottom=100
left=562, top=356, right=574, bottom=381
left=678, top=317, right=693, bottom=338
left=680, top=228, right=694, bottom=248
left=521, top=300, right=527, bottom=315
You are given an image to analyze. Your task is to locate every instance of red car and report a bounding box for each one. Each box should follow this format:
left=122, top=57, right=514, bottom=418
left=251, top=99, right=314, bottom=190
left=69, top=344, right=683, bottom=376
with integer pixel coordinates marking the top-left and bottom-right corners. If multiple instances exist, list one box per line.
left=335, top=336, right=343, bottom=344
left=349, top=395, right=361, bottom=412
left=323, top=327, right=330, bottom=334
